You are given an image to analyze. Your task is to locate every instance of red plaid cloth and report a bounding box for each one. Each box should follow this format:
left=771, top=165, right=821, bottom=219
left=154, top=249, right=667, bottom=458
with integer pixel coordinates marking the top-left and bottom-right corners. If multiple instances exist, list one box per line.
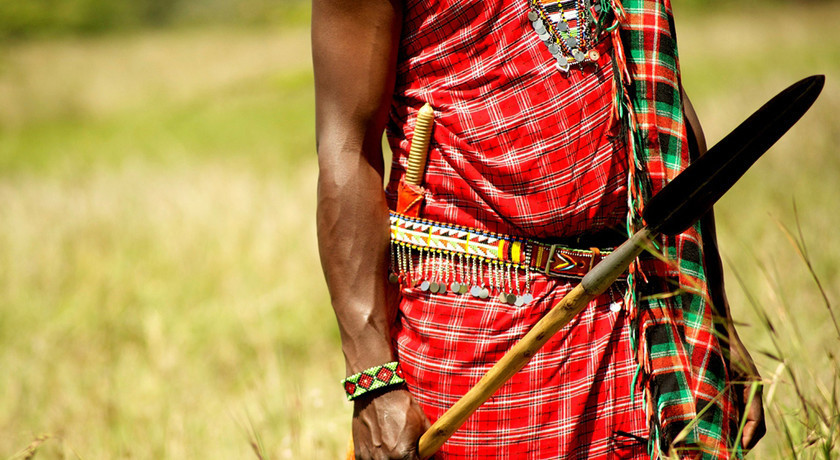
left=395, top=277, right=648, bottom=459
left=384, top=0, right=738, bottom=458
left=385, top=0, right=628, bottom=240
left=385, top=1, right=649, bottom=458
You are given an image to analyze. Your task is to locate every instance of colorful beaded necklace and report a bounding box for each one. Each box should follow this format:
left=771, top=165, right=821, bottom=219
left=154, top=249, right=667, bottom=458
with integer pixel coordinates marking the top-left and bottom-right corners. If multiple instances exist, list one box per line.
left=527, top=0, right=602, bottom=72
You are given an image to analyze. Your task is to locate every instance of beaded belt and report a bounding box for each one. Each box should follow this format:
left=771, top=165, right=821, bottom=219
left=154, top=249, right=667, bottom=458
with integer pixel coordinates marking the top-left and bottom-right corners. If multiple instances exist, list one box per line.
left=389, top=212, right=623, bottom=305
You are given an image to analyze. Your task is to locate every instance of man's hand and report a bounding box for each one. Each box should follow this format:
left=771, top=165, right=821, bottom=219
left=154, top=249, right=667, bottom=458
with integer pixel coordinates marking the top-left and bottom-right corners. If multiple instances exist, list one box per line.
left=728, top=328, right=767, bottom=450
left=352, top=388, right=431, bottom=460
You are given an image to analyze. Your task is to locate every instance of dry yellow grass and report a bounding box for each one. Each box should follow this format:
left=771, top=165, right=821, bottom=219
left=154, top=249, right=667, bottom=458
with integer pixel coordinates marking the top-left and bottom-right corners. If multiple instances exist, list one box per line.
left=0, top=26, right=311, bottom=127
left=0, top=163, right=350, bottom=458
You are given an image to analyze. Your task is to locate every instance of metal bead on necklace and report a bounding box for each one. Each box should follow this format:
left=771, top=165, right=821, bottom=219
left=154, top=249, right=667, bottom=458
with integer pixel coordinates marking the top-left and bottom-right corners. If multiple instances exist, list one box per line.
left=527, top=0, right=601, bottom=72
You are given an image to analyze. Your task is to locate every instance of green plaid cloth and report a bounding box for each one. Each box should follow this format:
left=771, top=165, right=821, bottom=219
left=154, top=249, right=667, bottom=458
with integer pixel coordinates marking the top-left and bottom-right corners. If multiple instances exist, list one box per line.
left=614, top=0, right=741, bottom=458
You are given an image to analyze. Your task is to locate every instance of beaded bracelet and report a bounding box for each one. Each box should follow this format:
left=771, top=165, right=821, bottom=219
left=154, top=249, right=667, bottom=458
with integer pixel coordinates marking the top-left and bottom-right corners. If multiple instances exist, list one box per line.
left=342, top=362, right=406, bottom=401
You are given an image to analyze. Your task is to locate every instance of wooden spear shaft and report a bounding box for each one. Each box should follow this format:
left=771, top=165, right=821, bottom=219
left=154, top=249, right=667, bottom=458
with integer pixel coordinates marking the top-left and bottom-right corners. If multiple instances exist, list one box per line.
left=417, top=228, right=654, bottom=459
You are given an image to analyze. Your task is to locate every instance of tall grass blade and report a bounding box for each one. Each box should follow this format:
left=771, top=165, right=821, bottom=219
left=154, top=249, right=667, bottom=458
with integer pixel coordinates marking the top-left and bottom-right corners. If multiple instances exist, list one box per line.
left=772, top=406, right=800, bottom=460
left=775, top=202, right=840, bottom=337
left=730, top=381, right=760, bottom=460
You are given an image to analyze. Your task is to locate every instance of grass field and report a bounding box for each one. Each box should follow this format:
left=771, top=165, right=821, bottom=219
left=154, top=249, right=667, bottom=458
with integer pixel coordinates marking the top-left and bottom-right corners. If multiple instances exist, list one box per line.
left=1, top=4, right=838, bottom=459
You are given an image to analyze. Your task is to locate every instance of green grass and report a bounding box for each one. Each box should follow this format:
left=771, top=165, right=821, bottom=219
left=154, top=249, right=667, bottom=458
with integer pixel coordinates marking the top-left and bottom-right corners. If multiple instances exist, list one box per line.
left=0, top=4, right=839, bottom=459
left=1, top=70, right=313, bottom=176
left=0, top=27, right=314, bottom=176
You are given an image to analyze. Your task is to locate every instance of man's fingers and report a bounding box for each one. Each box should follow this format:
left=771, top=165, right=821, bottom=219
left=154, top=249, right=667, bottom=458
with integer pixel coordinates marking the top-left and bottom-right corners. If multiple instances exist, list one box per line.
left=402, top=444, right=421, bottom=460
left=740, top=391, right=767, bottom=450
left=741, top=421, right=754, bottom=449
left=351, top=388, right=431, bottom=460
left=741, top=420, right=762, bottom=450
left=743, top=416, right=767, bottom=449
left=417, top=403, right=433, bottom=432
left=413, top=413, right=431, bottom=458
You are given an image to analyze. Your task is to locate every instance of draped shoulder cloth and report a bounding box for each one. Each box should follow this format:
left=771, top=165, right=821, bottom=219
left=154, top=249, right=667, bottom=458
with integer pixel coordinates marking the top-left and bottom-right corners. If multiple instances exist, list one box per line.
left=616, top=0, right=740, bottom=457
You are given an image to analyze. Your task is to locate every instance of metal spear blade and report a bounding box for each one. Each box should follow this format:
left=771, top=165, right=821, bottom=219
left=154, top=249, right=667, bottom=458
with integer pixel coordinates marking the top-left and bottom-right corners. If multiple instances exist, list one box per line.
left=644, top=75, right=825, bottom=236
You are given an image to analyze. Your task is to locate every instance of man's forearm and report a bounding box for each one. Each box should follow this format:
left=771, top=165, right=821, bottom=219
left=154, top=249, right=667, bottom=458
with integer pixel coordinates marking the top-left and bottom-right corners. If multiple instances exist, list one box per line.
left=316, top=153, right=397, bottom=374
left=312, top=0, right=403, bottom=376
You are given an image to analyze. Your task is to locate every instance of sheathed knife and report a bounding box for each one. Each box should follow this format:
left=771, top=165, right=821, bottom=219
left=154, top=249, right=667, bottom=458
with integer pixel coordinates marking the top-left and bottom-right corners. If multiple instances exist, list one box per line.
left=417, top=75, right=825, bottom=459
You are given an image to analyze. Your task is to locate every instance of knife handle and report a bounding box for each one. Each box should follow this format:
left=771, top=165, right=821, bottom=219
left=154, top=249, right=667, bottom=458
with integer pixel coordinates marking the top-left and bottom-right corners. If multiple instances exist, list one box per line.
left=405, top=103, right=435, bottom=185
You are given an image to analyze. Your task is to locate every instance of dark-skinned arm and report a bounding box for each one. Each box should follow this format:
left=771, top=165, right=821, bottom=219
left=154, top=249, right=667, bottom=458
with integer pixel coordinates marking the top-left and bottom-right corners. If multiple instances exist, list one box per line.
left=312, top=0, right=431, bottom=458
left=683, top=90, right=767, bottom=450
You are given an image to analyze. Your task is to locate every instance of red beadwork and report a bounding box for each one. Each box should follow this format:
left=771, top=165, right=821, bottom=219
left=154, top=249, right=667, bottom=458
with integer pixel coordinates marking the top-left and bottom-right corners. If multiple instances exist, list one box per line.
left=358, top=373, right=374, bottom=389
left=342, top=363, right=406, bottom=400
left=344, top=381, right=356, bottom=395
left=376, top=367, right=394, bottom=383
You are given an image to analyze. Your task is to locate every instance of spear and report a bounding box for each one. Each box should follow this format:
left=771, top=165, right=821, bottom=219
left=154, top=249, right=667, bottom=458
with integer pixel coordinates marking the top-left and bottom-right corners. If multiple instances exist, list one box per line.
left=417, top=75, right=825, bottom=459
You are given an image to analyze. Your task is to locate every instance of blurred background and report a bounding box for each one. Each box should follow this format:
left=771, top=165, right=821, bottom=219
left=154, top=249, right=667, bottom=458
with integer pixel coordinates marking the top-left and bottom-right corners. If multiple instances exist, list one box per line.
left=0, top=0, right=838, bottom=458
